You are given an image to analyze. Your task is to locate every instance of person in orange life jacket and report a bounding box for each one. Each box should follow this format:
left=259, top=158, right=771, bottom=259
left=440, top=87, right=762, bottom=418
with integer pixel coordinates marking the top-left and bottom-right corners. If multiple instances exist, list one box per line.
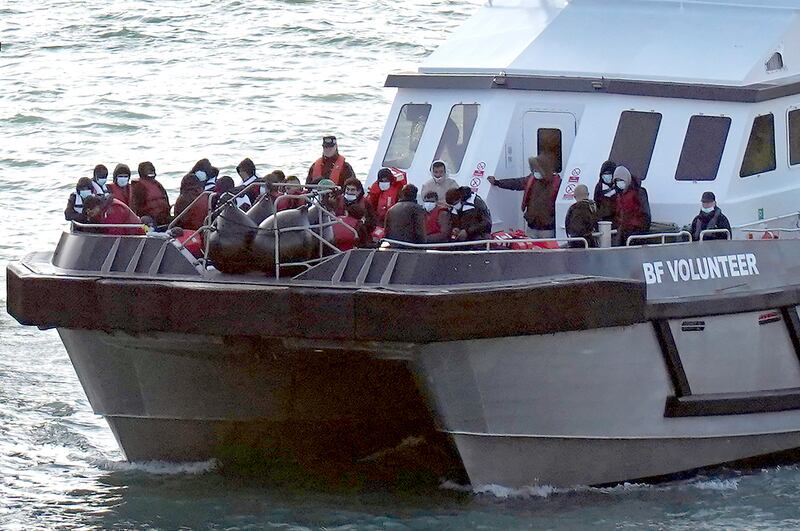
left=423, top=190, right=452, bottom=244
left=307, top=135, right=356, bottom=186
left=487, top=155, right=561, bottom=238
left=367, top=167, right=406, bottom=227
left=65, top=177, right=96, bottom=224
left=83, top=194, right=145, bottom=236
left=334, top=177, right=377, bottom=235
left=612, top=165, right=651, bottom=246
left=565, top=184, right=598, bottom=247
left=108, top=163, right=133, bottom=207
left=130, top=161, right=171, bottom=226
left=191, top=158, right=219, bottom=192
left=174, top=173, right=211, bottom=230
left=384, top=184, right=427, bottom=245
left=276, top=175, right=306, bottom=211
left=420, top=160, right=458, bottom=206
left=690, top=191, right=731, bottom=241
left=91, top=164, right=109, bottom=195
left=446, top=186, right=492, bottom=241
left=333, top=201, right=369, bottom=251
left=236, top=158, right=261, bottom=204
left=593, top=160, right=618, bottom=223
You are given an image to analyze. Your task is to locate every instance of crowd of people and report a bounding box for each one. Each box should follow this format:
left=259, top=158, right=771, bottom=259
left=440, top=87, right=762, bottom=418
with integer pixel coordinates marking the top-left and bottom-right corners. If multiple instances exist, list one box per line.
left=65, top=135, right=731, bottom=255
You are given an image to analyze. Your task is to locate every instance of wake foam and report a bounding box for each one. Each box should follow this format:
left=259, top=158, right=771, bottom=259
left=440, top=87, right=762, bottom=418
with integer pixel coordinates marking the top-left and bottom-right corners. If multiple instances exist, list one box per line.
left=94, top=458, right=219, bottom=475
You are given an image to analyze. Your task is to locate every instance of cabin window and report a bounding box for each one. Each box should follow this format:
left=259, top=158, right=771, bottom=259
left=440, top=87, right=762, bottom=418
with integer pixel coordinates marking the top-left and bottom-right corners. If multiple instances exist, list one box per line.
left=434, top=104, right=480, bottom=173
left=537, top=128, right=562, bottom=174
left=740, top=113, right=776, bottom=177
left=382, top=104, right=432, bottom=169
left=609, top=111, right=662, bottom=180
left=675, top=116, right=731, bottom=181
left=788, top=109, right=800, bottom=166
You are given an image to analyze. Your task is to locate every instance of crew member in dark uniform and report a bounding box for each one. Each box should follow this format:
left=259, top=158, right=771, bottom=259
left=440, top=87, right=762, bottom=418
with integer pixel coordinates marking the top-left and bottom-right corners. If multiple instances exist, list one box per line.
left=690, top=191, right=731, bottom=241
left=384, top=184, right=427, bottom=244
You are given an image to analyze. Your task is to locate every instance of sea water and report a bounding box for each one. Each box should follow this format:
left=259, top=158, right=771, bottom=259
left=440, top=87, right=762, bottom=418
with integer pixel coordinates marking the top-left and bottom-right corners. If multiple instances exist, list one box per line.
left=3, top=1, right=800, bottom=528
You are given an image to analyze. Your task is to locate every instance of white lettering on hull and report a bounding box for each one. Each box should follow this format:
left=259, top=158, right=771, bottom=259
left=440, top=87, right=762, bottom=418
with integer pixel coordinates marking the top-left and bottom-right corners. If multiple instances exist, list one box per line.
left=642, top=253, right=760, bottom=285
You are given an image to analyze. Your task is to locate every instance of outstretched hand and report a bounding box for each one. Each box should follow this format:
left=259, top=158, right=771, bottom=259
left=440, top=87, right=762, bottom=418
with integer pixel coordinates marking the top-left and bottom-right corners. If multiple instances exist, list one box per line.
left=487, top=176, right=497, bottom=185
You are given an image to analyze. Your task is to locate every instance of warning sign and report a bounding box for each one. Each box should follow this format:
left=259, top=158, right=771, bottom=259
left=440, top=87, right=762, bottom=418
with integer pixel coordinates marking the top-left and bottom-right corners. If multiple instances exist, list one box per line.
left=563, top=182, right=576, bottom=200
left=470, top=177, right=481, bottom=190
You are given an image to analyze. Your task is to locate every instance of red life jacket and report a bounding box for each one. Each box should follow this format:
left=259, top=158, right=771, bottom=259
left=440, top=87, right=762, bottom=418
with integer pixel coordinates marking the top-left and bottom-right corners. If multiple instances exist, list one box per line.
left=367, top=176, right=406, bottom=227
left=615, top=189, right=647, bottom=233
left=108, top=183, right=132, bottom=206
left=102, top=199, right=145, bottom=236
left=180, top=192, right=212, bottom=230
left=333, top=215, right=360, bottom=251
left=175, top=231, right=204, bottom=257
left=521, top=173, right=562, bottom=211
left=425, top=205, right=449, bottom=235
left=310, top=155, right=346, bottom=185
left=134, top=178, right=170, bottom=224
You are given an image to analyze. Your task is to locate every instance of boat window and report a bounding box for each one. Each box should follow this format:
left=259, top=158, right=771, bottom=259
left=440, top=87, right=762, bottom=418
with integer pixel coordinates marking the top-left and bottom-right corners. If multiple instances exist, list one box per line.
left=537, top=128, right=562, bottom=174
left=740, top=113, right=776, bottom=177
left=675, top=116, right=731, bottom=181
left=788, top=109, right=800, bottom=166
left=382, top=104, right=432, bottom=169
left=434, top=104, right=480, bottom=173
left=609, top=111, right=662, bottom=180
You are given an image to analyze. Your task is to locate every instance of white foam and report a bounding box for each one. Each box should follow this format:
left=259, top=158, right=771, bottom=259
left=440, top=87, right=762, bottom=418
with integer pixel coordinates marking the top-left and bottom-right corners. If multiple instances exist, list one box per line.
left=442, top=481, right=560, bottom=498
left=691, top=478, right=739, bottom=491
left=94, top=458, right=219, bottom=475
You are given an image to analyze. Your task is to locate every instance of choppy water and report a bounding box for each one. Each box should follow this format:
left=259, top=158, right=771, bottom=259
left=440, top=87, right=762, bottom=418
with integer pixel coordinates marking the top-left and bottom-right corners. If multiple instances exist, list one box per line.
left=4, top=1, right=800, bottom=529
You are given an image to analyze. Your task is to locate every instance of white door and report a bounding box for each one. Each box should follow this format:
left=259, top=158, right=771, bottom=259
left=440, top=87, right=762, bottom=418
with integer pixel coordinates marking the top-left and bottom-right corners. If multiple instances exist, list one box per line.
left=522, top=111, right=577, bottom=179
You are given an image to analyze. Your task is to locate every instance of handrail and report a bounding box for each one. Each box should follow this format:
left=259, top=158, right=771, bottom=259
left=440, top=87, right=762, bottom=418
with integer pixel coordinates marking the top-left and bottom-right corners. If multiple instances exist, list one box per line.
left=379, top=236, right=589, bottom=250
left=699, top=228, right=731, bottom=241
left=626, top=231, right=692, bottom=246
left=71, top=221, right=148, bottom=230
left=735, top=211, right=800, bottom=230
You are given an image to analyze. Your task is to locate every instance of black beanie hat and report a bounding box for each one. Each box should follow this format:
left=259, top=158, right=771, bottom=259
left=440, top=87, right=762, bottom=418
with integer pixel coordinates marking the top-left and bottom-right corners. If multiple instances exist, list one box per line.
left=93, top=164, right=108, bottom=180
left=600, top=160, right=617, bottom=176
left=701, top=191, right=716, bottom=202
left=377, top=168, right=394, bottom=181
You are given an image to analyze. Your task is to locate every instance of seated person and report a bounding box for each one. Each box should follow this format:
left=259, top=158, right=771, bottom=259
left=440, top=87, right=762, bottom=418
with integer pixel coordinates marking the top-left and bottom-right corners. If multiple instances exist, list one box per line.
left=276, top=175, right=307, bottom=211
left=565, top=184, right=598, bottom=247
left=108, top=164, right=133, bottom=206
left=422, top=190, right=452, bottom=244
left=446, top=186, right=492, bottom=242
left=65, top=177, right=95, bottom=224
left=613, top=166, right=650, bottom=245
left=593, top=160, right=617, bottom=223
left=131, top=161, right=171, bottom=225
left=190, top=158, right=219, bottom=191
left=366, top=167, right=406, bottom=227
left=335, top=177, right=377, bottom=235
left=384, top=184, right=427, bottom=244
left=420, top=160, right=458, bottom=209
left=261, top=170, right=286, bottom=201
left=91, top=164, right=110, bottom=194
left=211, top=175, right=251, bottom=213
left=174, top=173, right=211, bottom=230
left=690, top=191, right=731, bottom=241
left=236, top=158, right=261, bottom=203
left=83, top=194, right=145, bottom=236
left=333, top=202, right=369, bottom=251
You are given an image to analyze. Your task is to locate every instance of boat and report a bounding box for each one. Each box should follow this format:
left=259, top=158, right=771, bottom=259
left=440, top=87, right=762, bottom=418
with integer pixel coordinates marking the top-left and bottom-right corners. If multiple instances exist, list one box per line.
left=9, top=0, right=800, bottom=488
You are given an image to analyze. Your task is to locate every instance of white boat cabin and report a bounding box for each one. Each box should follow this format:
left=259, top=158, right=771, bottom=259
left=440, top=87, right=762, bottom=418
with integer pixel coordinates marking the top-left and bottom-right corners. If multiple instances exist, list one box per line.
left=369, top=0, right=800, bottom=237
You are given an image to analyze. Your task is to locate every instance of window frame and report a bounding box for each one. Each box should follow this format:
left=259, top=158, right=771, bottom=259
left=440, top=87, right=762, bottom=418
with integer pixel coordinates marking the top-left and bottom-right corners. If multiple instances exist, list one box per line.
left=739, top=112, right=777, bottom=178
left=433, top=103, right=481, bottom=174
left=674, top=115, right=732, bottom=182
left=381, top=103, right=432, bottom=170
left=787, top=107, right=800, bottom=167
left=608, top=110, right=663, bottom=181
left=537, top=128, right=563, bottom=174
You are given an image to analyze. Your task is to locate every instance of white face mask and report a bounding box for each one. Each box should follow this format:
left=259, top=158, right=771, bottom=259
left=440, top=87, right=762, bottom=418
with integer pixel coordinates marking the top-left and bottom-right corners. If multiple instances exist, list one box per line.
left=701, top=206, right=714, bottom=214
left=451, top=201, right=462, bottom=213
left=260, top=185, right=268, bottom=196
left=533, top=171, right=543, bottom=180
left=117, top=177, right=129, bottom=187
left=96, top=178, right=107, bottom=187
left=78, top=189, right=92, bottom=199
left=424, top=201, right=436, bottom=212
left=378, top=181, right=391, bottom=191
left=616, top=180, right=628, bottom=191
left=344, top=193, right=357, bottom=202
left=601, top=173, right=613, bottom=185
left=195, top=170, right=208, bottom=181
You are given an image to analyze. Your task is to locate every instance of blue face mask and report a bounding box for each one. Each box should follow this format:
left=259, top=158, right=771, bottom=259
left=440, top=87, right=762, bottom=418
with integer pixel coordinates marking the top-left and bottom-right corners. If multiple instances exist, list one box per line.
left=195, top=170, right=208, bottom=182
left=78, top=189, right=92, bottom=199
left=96, top=178, right=107, bottom=187
left=117, top=176, right=129, bottom=187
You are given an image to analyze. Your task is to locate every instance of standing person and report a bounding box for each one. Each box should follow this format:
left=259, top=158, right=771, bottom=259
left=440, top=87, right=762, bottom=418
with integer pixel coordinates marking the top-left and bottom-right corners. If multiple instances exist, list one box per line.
left=83, top=194, right=145, bottom=236
left=423, top=190, right=452, bottom=243
left=367, top=167, right=406, bottom=228
left=565, top=184, right=598, bottom=247
left=446, top=186, right=492, bottom=242
left=690, top=191, right=731, bottom=241
left=108, top=164, right=133, bottom=207
left=384, top=184, right=427, bottom=244
left=236, top=157, right=260, bottom=203
left=131, top=161, right=171, bottom=226
left=487, top=155, right=561, bottom=238
left=65, top=177, right=95, bottom=223
left=335, top=177, right=377, bottom=235
left=593, top=160, right=618, bottom=223
left=91, top=164, right=109, bottom=195
left=307, top=135, right=356, bottom=186
left=420, top=160, right=458, bottom=208
left=613, top=166, right=650, bottom=245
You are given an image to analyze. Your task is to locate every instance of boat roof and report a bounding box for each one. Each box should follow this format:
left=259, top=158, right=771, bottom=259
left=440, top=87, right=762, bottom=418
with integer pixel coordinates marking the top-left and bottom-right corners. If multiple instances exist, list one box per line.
left=420, top=0, right=800, bottom=87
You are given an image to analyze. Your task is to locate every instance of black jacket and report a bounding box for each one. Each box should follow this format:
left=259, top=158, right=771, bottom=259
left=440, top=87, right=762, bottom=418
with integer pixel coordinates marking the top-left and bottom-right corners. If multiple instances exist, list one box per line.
left=690, top=207, right=731, bottom=241
left=65, top=192, right=88, bottom=223
left=453, top=193, right=492, bottom=240
left=565, top=199, right=598, bottom=247
left=385, top=199, right=427, bottom=244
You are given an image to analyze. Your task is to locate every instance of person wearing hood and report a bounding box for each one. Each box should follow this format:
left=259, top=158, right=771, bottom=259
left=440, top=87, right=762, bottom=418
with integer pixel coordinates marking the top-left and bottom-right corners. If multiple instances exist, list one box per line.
left=91, top=164, right=110, bottom=195
left=65, top=177, right=96, bottom=224
left=211, top=175, right=252, bottom=213
left=384, top=184, right=427, bottom=245
left=565, top=184, right=598, bottom=247
left=307, top=135, right=356, bottom=186
left=191, top=158, right=219, bottom=192
left=423, top=190, right=452, bottom=244
left=613, top=165, right=650, bottom=245
left=593, top=160, right=618, bottom=223
left=131, top=161, right=171, bottom=226
left=446, top=186, right=492, bottom=242
left=335, top=177, right=376, bottom=234
left=108, top=163, right=133, bottom=207
left=367, top=167, right=406, bottom=227
left=83, top=194, right=145, bottom=236
left=420, top=160, right=458, bottom=207
left=236, top=158, right=261, bottom=204
left=276, top=175, right=307, bottom=211
left=488, top=155, right=562, bottom=238
left=690, top=191, right=731, bottom=241
left=174, top=173, right=211, bottom=231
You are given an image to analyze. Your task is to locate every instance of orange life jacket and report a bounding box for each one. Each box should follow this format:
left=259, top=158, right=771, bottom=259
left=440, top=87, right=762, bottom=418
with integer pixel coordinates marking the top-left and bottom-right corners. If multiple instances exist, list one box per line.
left=310, top=155, right=346, bottom=186
left=134, top=178, right=170, bottom=225
left=425, top=205, right=449, bottom=235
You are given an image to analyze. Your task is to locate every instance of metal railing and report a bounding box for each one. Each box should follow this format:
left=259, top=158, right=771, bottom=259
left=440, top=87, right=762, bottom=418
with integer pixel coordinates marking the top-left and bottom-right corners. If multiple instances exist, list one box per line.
left=735, top=211, right=800, bottom=230
left=71, top=221, right=148, bottom=231
left=699, top=228, right=731, bottom=241
left=626, top=231, right=692, bottom=246
left=379, top=236, right=590, bottom=250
